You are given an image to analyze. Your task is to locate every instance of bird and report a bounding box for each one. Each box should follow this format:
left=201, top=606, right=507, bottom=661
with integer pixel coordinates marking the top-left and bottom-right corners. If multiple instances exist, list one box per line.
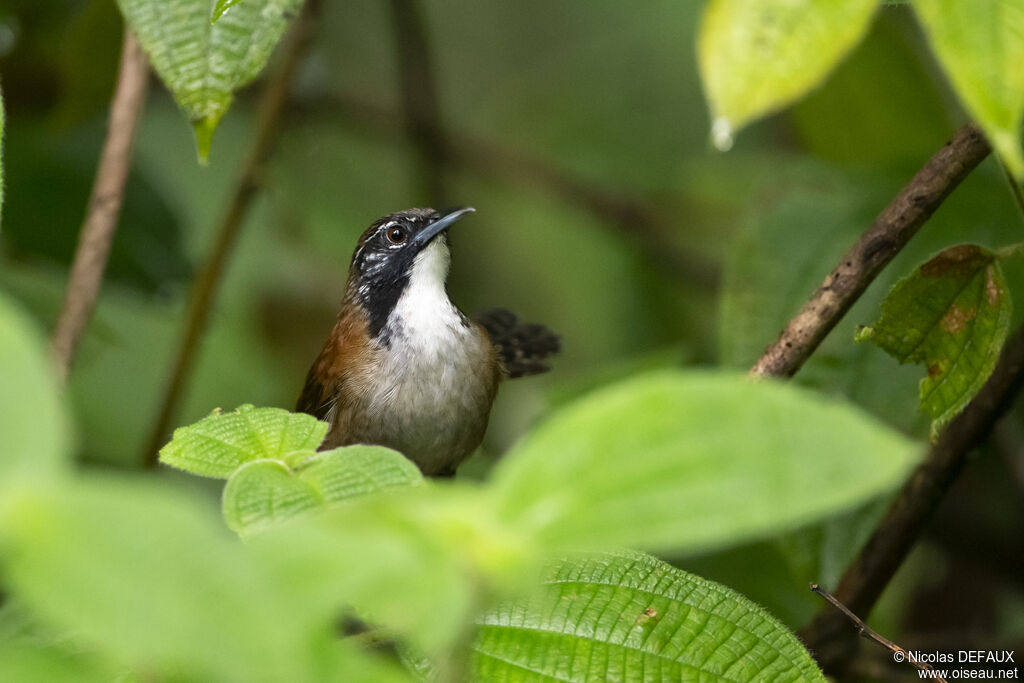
left=296, top=207, right=559, bottom=477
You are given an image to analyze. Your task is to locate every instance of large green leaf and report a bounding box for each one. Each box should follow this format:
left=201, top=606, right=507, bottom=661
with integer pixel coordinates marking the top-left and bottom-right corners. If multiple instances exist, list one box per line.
left=856, top=244, right=1012, bottom=438
left=159, top=404, right=327, bottom=478
left=0, top=294, right=69, bottom=486
left=223, top=445, right=423, bottom=536
left=0, top=477, right=410, bottom=683
left=912, top=0, right=1024, bottom=179
left=115, top=0, right=303, bottom=161
left=698, top=0, right=877, bottom=149
left=473, top=551, right=825, bottom=682
left=250, top=485, right=515, bottom=657
left=493, top=370, right=918, bottom=554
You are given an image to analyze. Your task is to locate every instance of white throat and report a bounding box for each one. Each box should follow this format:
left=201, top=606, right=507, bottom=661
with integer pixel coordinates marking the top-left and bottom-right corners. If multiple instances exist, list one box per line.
left=388, top=238, right=464, bottom=344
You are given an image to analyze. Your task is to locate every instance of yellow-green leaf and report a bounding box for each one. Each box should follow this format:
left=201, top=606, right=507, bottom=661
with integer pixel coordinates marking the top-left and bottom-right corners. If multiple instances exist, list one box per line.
left=222, top=446, right=423, bottom=536
left=698, top=0, right=877, bottom=150
left=159, top=405, right=327, bottom=478
left=912, top=0, right=1024, bottom=179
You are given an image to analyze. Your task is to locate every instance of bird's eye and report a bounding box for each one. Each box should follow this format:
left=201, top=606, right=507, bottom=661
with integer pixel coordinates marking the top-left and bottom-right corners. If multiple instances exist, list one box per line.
left=386, top=226, right=407, bottom=244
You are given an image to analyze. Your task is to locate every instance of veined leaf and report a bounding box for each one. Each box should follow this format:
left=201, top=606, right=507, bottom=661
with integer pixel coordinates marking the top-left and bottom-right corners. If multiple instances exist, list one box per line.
left=856, top=244, right=1012, bottom=438
left=912, top=0, right=1024, bottom=179
left=223, top=445, right=423, bottom=536
left=698, top=0, right=877, bottom=150
left=159, top=404, right=327, bottom=478
left=115, top=0, right=303, bottom=162
left=213, top=0, right=243, bottom=22
left=0, top=293, right=69, bottom=486
left=473, top=551, right=825, bottom=682
left=493, top=370, right=918, bottom=555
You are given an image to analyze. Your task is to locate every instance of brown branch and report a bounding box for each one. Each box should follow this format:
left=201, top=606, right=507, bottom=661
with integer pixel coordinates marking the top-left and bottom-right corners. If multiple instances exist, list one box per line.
left=295, top=94, right=720, bottom=290
left=388, top=0, right=449, bottom=206
left=51, top=30, right=148, bottom=382
left=750, top=124, right=991, bottom=378
left=142, top=0, right=320, bottom=465
left=802, top=319, right=1024, bottom=673
left=809, top=583, right=947, bottom=682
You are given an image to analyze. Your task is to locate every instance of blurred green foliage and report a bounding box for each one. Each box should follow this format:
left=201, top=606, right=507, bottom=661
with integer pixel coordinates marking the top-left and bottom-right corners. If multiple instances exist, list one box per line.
left=2, top=0, right=1024, bottom=680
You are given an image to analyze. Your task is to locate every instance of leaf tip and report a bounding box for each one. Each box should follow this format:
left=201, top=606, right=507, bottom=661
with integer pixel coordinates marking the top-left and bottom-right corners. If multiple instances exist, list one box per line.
left=710, top=116, right=734, bottom=151
left=192, top=115, right=220, bottom=165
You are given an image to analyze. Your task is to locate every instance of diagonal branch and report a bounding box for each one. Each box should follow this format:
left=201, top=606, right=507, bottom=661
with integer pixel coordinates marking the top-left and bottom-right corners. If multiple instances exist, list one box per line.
left=801, top=318, right=1024, bottom=673
left=51, top=29, right=149, bottom=383
left=142, top=0, right=321, bottom=465
left=750, top=124, right=991, bottom=379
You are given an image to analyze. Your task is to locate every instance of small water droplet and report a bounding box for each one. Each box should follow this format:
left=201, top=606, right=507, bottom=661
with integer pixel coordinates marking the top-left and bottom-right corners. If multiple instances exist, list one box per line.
left=711, top=117, right=734, bottom=152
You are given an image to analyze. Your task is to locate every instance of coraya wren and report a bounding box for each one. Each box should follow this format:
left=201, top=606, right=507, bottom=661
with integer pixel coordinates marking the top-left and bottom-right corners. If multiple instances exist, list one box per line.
left=296, top=207, right=559, bottom=477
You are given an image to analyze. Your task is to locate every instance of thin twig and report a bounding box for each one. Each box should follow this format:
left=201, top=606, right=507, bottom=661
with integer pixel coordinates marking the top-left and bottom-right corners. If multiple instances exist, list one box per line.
left=388, top=0, right=449, bottom=207
left=802, top=319, right=1024, bottom=672
left=51, top=30, right=148, bottom=382
left=750, top=124, right=991, bottom=378
left=294, top=94, right=720, bottom=290
left=142, top=0, right=320, bottom=465
left=809, top=583, right=947, bottom=682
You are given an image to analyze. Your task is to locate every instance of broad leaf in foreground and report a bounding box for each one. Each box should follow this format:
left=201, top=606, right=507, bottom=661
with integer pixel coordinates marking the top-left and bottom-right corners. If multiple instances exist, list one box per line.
left=0, top=294, right=69, bottom=485
left=494, top=370, right=918, bottom=555
left=473, top=551, right=825, bottom=682
left=912, top=0, right=1024, bottom=179
left=115, top=0, right=303, bottom=162
left=0, top=477, right=410, bottom=683
left=159, top=404, right=327, bottom=478
left=223, top=445, right=423, bottom=535
left=698, top=0, right=876, bottom=149
left=856, top=244, right=1012, bottom=438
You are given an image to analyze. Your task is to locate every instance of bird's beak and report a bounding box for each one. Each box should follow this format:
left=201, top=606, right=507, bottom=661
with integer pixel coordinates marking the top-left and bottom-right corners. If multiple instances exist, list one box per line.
left=414, top=206, right=475, bottom=246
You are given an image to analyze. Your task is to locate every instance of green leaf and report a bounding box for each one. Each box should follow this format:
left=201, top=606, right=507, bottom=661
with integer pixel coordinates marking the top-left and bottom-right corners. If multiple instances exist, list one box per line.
left=494, top=370, right=919, bottom=555
left=213, top=0, right=243, bottom=22
left=0, top=477, right=409, bottom=683
left=114, top=0, right=303, bottom=162
left=473, top=550, right=825, bottom=682
left=0, top=644, right=111, bottom=683
left=912, top=0, right=1024, bottom=179
left=223, top=445, right=423, bottom=535
left=159, top=404, right=327, bottom=478
left=251, top=485, right=514, bottom=656
left=698, top=0, right=877, bottom=149
left=0, top=293, right=69, bottom=486
left=856, top=244, right=1012, bottom=438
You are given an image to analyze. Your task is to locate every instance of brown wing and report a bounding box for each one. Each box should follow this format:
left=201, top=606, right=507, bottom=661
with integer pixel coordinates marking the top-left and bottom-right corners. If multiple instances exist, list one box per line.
left=295, top=365, right=335, bottom=421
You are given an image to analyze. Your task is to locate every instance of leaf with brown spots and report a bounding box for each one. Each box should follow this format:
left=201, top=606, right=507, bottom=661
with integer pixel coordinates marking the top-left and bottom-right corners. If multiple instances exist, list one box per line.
left=856, top=244, right=1012, bottom=439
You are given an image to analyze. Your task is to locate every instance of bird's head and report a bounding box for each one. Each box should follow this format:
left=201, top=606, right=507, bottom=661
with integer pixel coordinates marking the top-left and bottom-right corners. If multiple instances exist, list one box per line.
left=346, top=206, right=475, bottom=338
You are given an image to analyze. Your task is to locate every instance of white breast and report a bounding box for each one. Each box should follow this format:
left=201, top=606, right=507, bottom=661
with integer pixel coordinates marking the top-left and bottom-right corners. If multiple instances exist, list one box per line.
left=361, top=239, right=497, bottom=474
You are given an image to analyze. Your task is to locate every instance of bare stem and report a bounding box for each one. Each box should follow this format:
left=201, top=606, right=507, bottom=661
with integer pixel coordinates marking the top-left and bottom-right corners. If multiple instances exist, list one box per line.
left=802, top=319, right=1024, bottom=672
left=51, top=30, right=148, bottom=382
left=750, top=124, right=991, bottom=379
left=809, top=584, right=947, bottom=683
left=142, top=0, right=320, bottom=465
